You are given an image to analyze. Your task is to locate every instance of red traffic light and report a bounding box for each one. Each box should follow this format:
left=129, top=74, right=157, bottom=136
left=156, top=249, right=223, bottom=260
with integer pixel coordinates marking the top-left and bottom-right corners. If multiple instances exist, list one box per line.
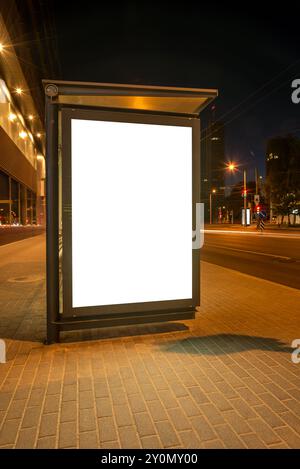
left=256, top=205, right=261, bottom=213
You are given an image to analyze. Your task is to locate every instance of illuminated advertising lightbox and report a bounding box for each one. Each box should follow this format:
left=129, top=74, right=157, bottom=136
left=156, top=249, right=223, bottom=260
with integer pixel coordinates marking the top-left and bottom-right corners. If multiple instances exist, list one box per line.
left=71, top=119, right=192, bottom=308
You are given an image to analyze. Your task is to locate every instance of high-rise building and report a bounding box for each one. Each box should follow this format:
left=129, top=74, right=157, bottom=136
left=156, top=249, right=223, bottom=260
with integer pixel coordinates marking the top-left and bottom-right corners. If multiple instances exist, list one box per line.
left=201, top=109, right=225, bottom=222
left=0, top=0, right=59, bottom=225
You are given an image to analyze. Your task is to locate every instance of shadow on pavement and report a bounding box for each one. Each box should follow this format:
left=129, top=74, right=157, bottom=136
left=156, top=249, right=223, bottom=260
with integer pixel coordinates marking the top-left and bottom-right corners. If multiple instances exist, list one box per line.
left=162, top=334, right=293, bottom=355
left=60, top=322, right=189, bottom=343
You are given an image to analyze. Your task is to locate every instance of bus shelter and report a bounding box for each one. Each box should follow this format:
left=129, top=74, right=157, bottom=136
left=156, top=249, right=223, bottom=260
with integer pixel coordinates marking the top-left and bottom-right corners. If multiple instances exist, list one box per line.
left=44, top=80, right=218, bottom=343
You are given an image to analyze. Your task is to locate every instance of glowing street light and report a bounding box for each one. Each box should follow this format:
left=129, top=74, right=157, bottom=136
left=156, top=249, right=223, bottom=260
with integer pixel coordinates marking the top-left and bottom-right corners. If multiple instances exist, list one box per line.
left=8, top=113, right=17, bottom=122
left=19, top=131, right=27, bottom=139
left=36, top=132, right=42, bottom=138
left=28, top=114, right=34, bottom=121
left=0, top=43, right=5, bottom=53
left=210, top=189, right=217, bottom=225
left=227, top=162, right=237, bottom=172
left=15, top=87, right=23, bottom=95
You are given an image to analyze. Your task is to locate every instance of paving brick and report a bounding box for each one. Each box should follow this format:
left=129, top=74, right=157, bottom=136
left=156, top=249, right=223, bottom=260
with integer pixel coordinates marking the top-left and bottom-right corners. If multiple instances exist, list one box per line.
left=134, top=412, right=156, bottom=437
left=96, top=398, right=113, bottom=418
left=178, top=396, right=200, bottom=417
left=167, top=408, right=191, bottom=431
left=59, top=421, right=77, bottom=448
left=128, top=394, right=147, bottom=413
left=214, top=424, right=246, bottom=449
left=79, top=431, right=98, bottom=448
left=36, top=436, right=56, bottom=449
left=98, top=416, right=118, bottom=442
left=209, top=392, right=233, bottom=412
left=79, top=408, right=96, bottom=432
left=189, top=387, right=210, bottom=405
left=141, top=435, right=162, bottom=448
left=258, top=393, right=288, bottom=413
left=6, top=399, right=26, bottom=420
left=102, top=440, right=120, bottom=449
left=62, top=384, right=77, bottom=402
left=118, top=426, right=140, bottom=448
left=203, top=439, right=225, bottom=449
left=280, top=412, right=300, bottom=434
left=139, top=384, right=159, bottom=402
left=28, top=388, right=45, bottom=407
left=155, top=421, right=179, bottom=448
left=22, top=406, right=41, bottom=428
left=240, top=433, right=267, bottom=449
left=191, top=415, right=216, bottom=442
left=229, top=398, right=257, bottom=419
left=179, top=430, right=202, bottom=449
left=254, top=405, right=286, bottom=428
left=114, top=404, right=133, bottom=427
left=47, top=381, right=62, bottom=395
left=39, top=413, right=58, bottom=437
left=60, top=400, right=77, bottom=423
left=199, top=403, right=225, bottom=426
left=222, top=410, right=252, bottom=434
left=248, top=418, right=282, bottom=445
left=146, top=400, right=168, bottom=422
left=275, top=426, right=300, bottom=449
left=15, top=427, right=37, bottom=449
left=43, top=394, right=60, bottom=414
left=0, top=419, right=20, bottom=445
left=0, top=393, right=13, bottom=411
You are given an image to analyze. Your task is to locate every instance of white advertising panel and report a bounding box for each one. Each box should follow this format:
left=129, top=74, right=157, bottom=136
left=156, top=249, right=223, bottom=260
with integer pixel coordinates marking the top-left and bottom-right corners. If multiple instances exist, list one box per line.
left=71, top=119, right=192, bottom=308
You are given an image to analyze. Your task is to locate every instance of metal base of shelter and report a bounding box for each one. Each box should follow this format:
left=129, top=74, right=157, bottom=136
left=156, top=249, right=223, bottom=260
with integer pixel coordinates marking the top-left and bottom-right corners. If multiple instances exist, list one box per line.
left=46, top=309, right=196, bottom=344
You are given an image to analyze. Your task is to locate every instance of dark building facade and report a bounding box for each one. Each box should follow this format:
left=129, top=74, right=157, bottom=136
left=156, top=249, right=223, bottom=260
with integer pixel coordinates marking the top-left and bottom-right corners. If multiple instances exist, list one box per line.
left=201, top=116, right=225, bottom=222
left=0, top=0, right=59, bottom=224
left=266, top=135, right=300, bottom=222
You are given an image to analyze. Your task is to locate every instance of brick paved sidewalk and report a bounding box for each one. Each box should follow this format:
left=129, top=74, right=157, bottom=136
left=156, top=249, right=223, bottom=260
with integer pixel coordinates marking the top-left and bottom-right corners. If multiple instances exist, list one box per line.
left=0, top=235, right=300, bottom=449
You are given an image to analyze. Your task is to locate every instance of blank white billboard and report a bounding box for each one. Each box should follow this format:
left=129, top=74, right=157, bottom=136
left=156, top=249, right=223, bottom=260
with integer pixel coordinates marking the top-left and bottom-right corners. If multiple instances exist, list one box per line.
left=71, top=119, right=192, bottom=308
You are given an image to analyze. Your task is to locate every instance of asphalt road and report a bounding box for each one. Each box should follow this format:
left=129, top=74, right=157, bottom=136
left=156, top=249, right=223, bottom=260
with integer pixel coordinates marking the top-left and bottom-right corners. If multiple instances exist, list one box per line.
left=201, top=229, right=300, bottom=290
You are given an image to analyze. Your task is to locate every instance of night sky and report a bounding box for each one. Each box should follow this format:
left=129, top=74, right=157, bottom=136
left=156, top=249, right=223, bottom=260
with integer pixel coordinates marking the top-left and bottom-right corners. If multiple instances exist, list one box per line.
left=51, top=1, right=300, bottom=182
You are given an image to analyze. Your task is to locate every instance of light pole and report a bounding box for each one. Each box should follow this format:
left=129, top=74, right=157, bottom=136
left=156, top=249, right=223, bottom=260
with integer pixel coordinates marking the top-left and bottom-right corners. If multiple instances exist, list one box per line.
left=209, top=189, right=216, bottom=225
left=243, top=169, right=247, bottom=226
left=226, top=162, right=237, bottom=224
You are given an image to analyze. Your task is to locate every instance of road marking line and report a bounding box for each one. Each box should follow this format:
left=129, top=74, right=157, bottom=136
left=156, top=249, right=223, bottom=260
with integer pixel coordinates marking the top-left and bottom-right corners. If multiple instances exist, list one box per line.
left=204, top=229, right=300, bottom=239
left=204, top=243, right=292, bottom=260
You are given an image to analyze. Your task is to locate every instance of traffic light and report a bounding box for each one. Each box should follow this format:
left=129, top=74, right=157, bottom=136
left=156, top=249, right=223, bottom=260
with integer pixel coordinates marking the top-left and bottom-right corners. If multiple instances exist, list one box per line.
left=256, top=205, right=261, bottom=213
left=241, top=189, right=247, bottom=198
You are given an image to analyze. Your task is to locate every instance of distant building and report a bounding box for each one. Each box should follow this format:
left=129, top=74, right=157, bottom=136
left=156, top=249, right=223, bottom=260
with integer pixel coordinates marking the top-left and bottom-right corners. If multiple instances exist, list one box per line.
left=0, top=1, right=59, bottom=225
left=201, top=112, right=225, bottom=222
left=266, top=135, right=300, bottom=222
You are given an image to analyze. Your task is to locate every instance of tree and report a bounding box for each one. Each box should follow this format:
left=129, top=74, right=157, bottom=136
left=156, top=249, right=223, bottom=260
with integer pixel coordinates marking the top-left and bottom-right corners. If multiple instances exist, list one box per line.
left=265, top=135, right=300, bottom=225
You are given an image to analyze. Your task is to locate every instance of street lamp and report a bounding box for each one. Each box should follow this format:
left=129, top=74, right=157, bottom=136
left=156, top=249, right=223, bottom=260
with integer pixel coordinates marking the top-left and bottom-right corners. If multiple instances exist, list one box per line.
left=227, top=162, right=237, bottom=172
left=210, top=189, right=216, bottom=225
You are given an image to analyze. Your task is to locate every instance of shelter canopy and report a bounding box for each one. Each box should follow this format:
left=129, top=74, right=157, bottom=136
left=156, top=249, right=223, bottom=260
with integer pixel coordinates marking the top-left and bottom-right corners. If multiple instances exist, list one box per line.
left=43, top=80, right=218, bottom=116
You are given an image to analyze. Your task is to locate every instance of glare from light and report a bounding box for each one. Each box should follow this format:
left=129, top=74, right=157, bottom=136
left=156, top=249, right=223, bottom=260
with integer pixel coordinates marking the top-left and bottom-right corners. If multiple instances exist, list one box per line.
left=36, top=132, right=41, bottom=138
left=227, top=162, right=237, bottom=172
left=8, top=113, right=17, bottom=122
left=28, top=114, right=34, bottom=120
left=19, top=131, right=27, bottom=139
left=212, top=189, right=216, bottom=193
left=0, top=43, right=5, bottom=53
left=15, top=88, right=23, bottom=95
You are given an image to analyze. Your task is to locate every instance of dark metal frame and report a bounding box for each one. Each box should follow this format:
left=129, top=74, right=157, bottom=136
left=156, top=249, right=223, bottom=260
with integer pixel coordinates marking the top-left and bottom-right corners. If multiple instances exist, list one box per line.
left=44, top=80, right=215, bottom=343
left=61, top=108, right=199, bottom=321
